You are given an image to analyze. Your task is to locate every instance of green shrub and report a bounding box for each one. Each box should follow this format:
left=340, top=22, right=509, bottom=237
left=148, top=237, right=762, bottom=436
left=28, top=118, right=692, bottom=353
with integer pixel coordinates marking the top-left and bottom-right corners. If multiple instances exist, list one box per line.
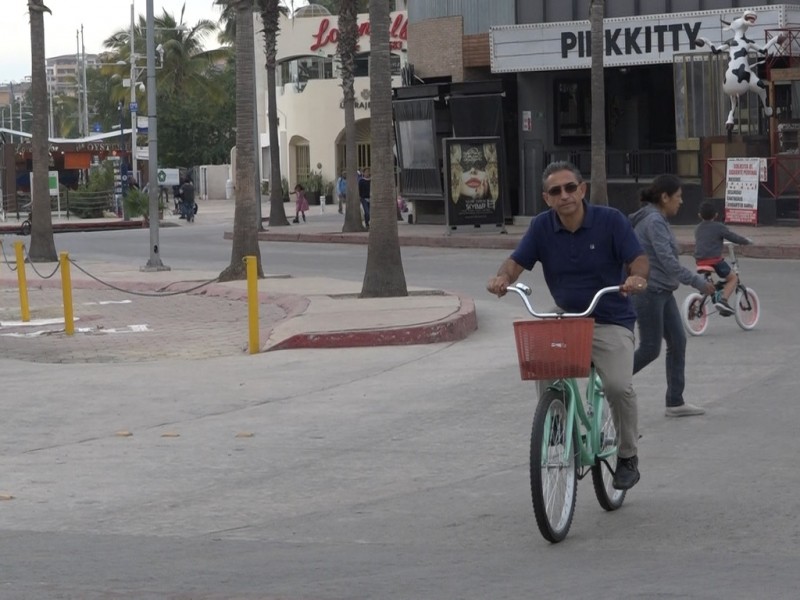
left=123, top=187, right=163, bottom=219
left=67, top=161, right=116, bottom=218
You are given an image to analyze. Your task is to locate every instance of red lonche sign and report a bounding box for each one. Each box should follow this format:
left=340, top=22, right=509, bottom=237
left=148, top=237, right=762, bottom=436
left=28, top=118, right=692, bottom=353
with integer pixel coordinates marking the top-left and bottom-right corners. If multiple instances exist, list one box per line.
left=310, top=14, right=408, bottom=51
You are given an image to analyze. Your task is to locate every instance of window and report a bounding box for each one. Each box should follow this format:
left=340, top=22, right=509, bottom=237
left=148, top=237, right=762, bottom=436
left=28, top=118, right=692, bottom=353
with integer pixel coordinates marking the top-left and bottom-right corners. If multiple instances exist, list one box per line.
left=295, top=145, right=310, bottom=183
left=554, top=79, right=591, bottom=145
left=354, top=54, right=369, bottom=78
left=277, top=56, right=336, bottom=91
left=397, top=119, right=436, bottom=169
left=391, top=54, right=402, bottom=76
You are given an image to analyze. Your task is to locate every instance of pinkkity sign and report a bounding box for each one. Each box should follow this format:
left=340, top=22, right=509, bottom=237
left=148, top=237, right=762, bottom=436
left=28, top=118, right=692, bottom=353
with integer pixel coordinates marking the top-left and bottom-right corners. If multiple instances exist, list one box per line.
left=490, top=6, right=793, bottom=72
left=310, top=13, right=408, bottom=52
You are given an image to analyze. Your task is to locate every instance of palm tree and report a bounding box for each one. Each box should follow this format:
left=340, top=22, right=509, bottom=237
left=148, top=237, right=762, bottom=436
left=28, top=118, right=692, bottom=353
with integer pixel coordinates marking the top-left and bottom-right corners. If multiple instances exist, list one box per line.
left=103, top=8, right=225, bottom=105
left=590, top=0, right=608, bottom=205
left=219, top=0, right=264, bottom=281
left=338, top=0, right=363, bottom=232
left=309, top=0, right=371, bottom=12
left=259, top=0, right=290, bottom=226
left=360, top=0, right=407, bottom=298
left=215, top=0, right=289, bottom=226
left=27, top=0, right=58, bottom=262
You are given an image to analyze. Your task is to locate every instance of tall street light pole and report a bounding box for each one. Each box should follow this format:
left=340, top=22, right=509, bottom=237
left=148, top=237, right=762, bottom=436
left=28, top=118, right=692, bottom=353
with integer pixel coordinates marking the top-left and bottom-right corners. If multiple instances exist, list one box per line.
left=142, top=0, right=168, bottom=271
left=81, top=25, right=89, bottom=138
left=129, top=2, right=138, bottom=185
left=118, top=99, right=127, bottom=218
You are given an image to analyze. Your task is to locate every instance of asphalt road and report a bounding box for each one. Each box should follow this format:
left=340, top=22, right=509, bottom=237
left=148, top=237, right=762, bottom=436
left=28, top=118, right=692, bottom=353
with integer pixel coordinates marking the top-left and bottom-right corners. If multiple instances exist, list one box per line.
left=2, top=215, right=800, bottom=598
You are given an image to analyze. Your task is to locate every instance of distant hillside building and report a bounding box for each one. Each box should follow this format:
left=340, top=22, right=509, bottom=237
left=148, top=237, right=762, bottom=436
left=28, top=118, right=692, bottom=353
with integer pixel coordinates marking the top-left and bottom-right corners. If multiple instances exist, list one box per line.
left=46, top=53, right=99, bottom=96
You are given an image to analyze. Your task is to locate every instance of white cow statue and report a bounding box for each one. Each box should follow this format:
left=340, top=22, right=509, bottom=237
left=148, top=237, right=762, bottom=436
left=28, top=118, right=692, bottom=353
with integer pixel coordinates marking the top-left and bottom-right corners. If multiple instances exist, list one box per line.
left=695, top=11, right=786, bottom=131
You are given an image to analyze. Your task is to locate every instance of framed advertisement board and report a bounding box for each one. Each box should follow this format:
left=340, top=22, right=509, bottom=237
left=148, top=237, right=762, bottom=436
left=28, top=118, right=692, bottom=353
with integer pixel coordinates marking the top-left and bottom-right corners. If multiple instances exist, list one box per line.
left=724, top=157, right=760, bottom=225
left=442, top=136, right=505, bottom=229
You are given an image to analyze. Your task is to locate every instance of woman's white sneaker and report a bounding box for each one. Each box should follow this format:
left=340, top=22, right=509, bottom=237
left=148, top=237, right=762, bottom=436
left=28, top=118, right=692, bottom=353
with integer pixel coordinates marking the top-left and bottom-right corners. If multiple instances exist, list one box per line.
left=665, top=403, right=706, bottom=417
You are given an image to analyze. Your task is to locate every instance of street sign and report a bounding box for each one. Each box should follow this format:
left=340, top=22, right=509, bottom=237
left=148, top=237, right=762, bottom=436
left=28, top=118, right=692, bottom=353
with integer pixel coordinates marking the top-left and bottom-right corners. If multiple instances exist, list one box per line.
left=129, top=101, right=139, bottom=112
left=157, top=168, right=180, bottom=186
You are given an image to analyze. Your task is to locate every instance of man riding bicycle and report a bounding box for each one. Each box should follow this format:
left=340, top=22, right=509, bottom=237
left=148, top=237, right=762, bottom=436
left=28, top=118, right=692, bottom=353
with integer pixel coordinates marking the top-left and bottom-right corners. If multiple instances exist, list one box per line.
left=487, top=161, right=649, bottom=490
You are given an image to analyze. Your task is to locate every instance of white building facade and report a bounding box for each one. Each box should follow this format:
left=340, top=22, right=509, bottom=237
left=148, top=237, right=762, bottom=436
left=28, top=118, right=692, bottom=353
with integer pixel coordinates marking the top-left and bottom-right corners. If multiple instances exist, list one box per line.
left=254, top=8, right=409, bottom=195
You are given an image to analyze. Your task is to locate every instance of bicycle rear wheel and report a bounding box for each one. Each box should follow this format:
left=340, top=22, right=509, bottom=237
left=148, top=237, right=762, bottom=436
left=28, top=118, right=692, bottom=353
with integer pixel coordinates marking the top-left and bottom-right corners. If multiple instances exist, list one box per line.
left=681, top=293, right=709, bottom=336
left=734, top=286, right=760, bottom=330
left=530, top=388, right=578, bottom=543
left=21, top=220, right=31, bottom=236
left=591, top=394, right=626, bottom=511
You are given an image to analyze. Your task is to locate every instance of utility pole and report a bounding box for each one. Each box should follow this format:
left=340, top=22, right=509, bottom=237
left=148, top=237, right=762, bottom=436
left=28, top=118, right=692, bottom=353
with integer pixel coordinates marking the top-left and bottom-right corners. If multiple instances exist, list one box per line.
left=142, top=0, right=168, bottom=271
left=75, top=31, right=82, bottom=136
left=81, top=25, right=90, bottom=137
left=130, top=2, right=138, bottom=184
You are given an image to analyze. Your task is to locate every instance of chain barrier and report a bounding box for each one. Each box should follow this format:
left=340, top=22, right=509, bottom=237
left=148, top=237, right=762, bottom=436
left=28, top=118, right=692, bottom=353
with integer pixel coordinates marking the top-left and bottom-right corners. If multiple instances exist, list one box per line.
left=22, top=246, right=60, bottom=279
left=0, top=240, right=18, bottom=271
left=68, top=258, right=220, bottom=297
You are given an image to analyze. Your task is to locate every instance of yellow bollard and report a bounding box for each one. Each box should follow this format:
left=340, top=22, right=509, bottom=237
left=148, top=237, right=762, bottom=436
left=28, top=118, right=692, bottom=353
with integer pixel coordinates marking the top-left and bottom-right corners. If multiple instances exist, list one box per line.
left=14, top=241, right=30, bottom=322
left=59, top=252, right=74, bottom=336
left=245, top=255, right=260, bottom=354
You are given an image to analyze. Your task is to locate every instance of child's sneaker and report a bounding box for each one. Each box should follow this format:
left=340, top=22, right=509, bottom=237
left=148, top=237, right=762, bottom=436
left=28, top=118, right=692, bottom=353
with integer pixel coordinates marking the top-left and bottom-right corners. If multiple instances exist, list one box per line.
left=714, top=298, right=734, bottom=316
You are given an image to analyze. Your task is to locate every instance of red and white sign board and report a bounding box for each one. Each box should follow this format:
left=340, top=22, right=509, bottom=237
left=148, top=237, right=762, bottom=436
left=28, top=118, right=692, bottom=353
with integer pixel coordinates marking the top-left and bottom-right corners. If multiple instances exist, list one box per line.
left=724, top=157, right=760, bottom=225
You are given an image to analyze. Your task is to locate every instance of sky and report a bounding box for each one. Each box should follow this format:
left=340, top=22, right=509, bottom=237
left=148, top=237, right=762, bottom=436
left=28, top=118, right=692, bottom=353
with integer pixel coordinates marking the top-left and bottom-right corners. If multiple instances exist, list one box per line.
left=0, top=0, right=307, bottom=83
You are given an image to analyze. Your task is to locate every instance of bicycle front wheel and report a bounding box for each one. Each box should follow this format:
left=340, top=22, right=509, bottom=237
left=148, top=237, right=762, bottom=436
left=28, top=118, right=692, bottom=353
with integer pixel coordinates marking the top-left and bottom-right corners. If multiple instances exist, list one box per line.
left=681, top=293, right=709, bottom=336
left=734, top=286, right=760, bottom=330
left=530, top=388, right=578, bottom=543
left=591, top=394, right=626, bottom=511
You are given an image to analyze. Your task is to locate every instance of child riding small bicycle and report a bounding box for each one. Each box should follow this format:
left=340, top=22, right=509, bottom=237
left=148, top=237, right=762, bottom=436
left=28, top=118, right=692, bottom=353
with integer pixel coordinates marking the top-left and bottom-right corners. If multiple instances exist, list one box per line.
left=694, top=201, right=752, bottom=316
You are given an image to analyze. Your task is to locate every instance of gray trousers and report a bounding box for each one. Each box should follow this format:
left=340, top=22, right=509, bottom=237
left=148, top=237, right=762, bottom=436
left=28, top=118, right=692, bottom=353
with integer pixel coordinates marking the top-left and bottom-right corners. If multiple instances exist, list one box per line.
left=538, top=323, right=639, bottom=458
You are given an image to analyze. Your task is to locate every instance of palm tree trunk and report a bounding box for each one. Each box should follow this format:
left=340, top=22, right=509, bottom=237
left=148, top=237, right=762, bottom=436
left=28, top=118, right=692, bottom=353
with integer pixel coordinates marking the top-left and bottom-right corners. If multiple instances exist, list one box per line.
left=590, top=0, right=608, bottom=205
left=338, top=0, right=364, bottom=232
left=219, top=0, right=264, bottom=281
left=360, top=0, right=407, bottom=298
left=264, top=0, right=289, bottom=226
left=27, top=0, right=57, bottom=262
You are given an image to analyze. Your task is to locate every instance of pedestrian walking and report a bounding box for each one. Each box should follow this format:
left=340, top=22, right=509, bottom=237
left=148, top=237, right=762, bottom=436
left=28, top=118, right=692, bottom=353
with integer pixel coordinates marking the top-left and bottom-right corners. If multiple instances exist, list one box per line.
left=629, top=174, right=715, bottom=417
left=291, top=183, right=309, bottom=223
left=336, top=171, right=347, bottom=214
left=358, top=168, right=371, bottom=228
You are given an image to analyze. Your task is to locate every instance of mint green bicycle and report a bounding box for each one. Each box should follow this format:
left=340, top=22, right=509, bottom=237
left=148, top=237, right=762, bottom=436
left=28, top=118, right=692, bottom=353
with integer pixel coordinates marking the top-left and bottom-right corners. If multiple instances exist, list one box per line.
left=508, top=283, right=626, bottom=543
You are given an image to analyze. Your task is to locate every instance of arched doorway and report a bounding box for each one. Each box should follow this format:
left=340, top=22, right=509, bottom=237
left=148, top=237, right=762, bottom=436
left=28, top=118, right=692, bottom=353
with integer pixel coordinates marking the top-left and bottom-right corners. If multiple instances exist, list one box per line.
left=288, top=134, right=310, bottom=187
left=335, top=118, right=371, bottom=175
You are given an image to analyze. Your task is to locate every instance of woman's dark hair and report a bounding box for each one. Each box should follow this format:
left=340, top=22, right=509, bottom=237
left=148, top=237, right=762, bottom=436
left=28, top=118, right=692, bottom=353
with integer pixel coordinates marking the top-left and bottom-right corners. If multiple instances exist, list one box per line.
left=640, top=174, right=681, bottom=204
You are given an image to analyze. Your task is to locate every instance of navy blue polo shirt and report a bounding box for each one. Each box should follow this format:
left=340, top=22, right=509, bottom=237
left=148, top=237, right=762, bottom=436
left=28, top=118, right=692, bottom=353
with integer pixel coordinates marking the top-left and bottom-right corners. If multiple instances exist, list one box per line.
left=511, top=201, right=643, bottom=330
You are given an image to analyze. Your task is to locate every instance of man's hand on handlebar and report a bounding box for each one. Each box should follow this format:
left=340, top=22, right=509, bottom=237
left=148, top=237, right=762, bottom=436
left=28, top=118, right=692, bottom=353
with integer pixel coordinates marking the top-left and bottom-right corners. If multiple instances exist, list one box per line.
left=487, top=275, right=512, bottom=297
left=620, top=274, right=648, bottom=297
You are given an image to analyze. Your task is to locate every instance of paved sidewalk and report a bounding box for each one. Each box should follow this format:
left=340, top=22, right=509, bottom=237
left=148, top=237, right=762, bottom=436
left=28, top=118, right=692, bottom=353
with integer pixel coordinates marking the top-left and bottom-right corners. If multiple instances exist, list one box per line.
left=1, top=198, right=797, bottom=363
left=0, top=255, right=476, bottom=363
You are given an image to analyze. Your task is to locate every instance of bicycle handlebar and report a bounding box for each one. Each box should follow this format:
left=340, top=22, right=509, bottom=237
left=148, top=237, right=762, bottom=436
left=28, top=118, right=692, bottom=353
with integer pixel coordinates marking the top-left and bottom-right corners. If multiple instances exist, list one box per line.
left=505, top=283, right=622, bottom=319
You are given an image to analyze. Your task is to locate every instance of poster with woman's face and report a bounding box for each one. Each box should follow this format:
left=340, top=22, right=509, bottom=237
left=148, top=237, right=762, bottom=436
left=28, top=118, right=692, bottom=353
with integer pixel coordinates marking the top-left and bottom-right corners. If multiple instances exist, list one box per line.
left=445, top=138, right=503, bottom=227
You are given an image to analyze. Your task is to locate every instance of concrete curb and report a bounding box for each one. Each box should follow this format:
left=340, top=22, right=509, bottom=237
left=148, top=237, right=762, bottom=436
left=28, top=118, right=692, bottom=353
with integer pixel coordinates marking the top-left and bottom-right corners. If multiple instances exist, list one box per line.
left=248, top=230, right=521, bottom=250
left=0, top=220, right=149, bottom=234
left=677, top=242, right=800, bottom=259
left=264, top=294, right=477, bottom=351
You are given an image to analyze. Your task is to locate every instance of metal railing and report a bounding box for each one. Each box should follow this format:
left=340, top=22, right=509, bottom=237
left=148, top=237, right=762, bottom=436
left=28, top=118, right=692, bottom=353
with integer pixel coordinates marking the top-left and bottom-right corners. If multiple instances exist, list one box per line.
left=544, top=149, right=683, bottom=181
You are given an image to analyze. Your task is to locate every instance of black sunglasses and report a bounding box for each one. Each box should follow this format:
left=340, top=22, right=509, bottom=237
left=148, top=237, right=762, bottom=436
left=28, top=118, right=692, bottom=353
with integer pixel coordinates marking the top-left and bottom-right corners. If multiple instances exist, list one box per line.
left=546, top=182, right=580, bottom=196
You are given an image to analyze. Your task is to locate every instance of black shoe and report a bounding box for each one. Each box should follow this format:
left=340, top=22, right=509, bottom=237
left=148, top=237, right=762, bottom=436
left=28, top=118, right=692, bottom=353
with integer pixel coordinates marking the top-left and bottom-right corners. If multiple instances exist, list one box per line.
left=714, top=298, right=734, bottom=316
left=612, top=455, right=640, bottom=490
left=292, top=217, right=299, bottom=223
